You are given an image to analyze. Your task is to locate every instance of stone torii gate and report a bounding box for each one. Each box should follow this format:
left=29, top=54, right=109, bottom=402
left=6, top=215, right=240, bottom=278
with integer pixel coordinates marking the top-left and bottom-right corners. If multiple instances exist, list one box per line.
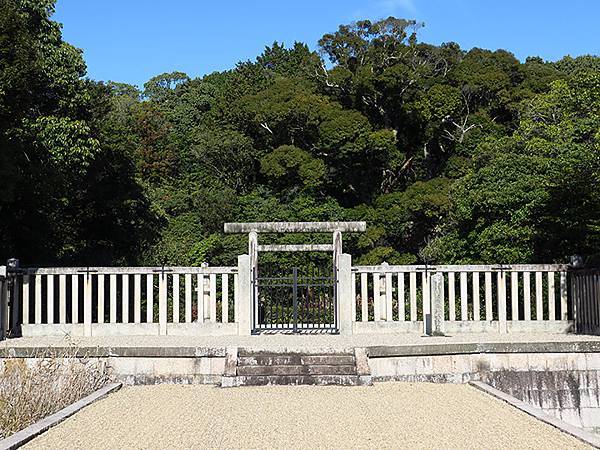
left=224, top=221, right=366, bottom=334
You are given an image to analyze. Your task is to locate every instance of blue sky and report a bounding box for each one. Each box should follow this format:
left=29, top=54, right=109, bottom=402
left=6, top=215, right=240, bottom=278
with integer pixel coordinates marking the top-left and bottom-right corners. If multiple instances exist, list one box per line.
left=54, top=0, right=600, bottom=89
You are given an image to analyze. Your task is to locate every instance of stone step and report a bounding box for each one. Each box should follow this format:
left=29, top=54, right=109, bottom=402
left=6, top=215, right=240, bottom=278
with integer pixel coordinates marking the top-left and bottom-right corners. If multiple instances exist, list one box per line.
left=238, top=355, right=355, bottom=366
left=235, top=374, right=367, bottom=386
left=237, top=364, right=357, bottom=376
left=238, top=349, right=354, bottom=357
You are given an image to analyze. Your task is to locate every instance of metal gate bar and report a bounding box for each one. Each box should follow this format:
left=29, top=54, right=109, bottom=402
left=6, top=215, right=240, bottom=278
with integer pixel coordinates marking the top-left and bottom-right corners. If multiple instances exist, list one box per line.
left=253, top=264, right=337, bottom=333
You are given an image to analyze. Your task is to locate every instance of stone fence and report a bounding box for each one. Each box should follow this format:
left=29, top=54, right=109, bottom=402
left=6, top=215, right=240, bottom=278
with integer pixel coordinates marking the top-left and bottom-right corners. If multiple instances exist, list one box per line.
left=352, top=263, right=574, bottom=335
left=1, top=258, right=599, bottom=338
left=0, top=263, right=245, bottom=338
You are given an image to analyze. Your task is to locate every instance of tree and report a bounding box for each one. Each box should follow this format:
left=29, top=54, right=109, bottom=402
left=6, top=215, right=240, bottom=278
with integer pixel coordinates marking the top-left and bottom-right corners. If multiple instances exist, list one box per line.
left=426, top=70, right=600, bottom=263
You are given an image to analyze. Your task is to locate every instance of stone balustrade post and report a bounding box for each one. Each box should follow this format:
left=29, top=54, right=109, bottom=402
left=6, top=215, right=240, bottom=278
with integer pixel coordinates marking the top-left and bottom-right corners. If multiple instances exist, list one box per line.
left=430, top=272, right=445, bottom=336
left=237, top=254, right=252, bottom=335
left=338, top=253, right=353, bottom=335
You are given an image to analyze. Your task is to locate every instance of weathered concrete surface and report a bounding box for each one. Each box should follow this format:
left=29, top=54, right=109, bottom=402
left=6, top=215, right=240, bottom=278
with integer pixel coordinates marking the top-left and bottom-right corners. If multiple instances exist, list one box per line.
left=229, top=349, right=368, bottom=386
left=4, top=334, right=600, bottom=358
left=471, top=381, right=600, bottom=448
left=5, top=332, right=600, bottom=352
left=21, top=322, right=239, bottom=338
left=107, top=356, right=225, bottom=385
left=23, top=384, right=590, bottom=449
left=481, top=369, right=600, bottom=436
left=354, top=320, right=575, bottom=334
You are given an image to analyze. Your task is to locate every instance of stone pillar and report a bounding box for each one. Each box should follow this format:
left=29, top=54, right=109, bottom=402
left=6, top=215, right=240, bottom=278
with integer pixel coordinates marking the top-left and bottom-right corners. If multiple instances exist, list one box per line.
left=83, top=273, right=92, bottom=337
left=430, top=272, right=445, bottom=336
left=237, top=254, right=252, bottom=335
left=337, top=253, right=353, bottom=335
left=332, top=230, right=342, bottom=272
left=158, top=272, right=167, bottom=336
left=201, top=262, right=210, bottom=320
left=422, top=271, right=431, bottom=335
left=248, top=231, right=258, bottom=326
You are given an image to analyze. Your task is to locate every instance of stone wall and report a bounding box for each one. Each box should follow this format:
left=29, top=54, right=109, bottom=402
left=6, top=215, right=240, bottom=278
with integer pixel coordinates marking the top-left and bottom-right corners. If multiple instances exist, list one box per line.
left=369, top=350, right=600, bottom=434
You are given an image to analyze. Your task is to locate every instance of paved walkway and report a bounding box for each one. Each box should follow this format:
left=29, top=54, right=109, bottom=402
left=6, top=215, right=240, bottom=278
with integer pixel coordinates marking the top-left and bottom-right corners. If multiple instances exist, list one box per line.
left=4, top=332, right=600, bottom=352
left=25, top=383, right=589, bottom=449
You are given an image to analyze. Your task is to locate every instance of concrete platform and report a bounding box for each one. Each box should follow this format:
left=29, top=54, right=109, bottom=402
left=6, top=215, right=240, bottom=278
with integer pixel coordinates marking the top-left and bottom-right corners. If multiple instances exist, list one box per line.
left=3, top=333, right=600, bottom=389
left=3, top=332, right=600, bottom=356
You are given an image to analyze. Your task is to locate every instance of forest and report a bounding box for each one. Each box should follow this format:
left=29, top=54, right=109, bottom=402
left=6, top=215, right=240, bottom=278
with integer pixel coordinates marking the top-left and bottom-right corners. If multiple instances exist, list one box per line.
left=1, top=0, right=599, bottom=267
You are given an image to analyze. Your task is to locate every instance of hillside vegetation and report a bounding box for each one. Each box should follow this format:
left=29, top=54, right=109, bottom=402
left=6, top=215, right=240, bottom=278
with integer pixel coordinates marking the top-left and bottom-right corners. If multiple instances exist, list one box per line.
left=1, top=0, right=599, bottom=266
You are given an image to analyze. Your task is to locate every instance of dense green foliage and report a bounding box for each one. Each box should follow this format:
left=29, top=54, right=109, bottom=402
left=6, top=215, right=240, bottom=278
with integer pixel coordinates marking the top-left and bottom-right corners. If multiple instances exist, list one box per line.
left=1, top=2, right=599, bottom=266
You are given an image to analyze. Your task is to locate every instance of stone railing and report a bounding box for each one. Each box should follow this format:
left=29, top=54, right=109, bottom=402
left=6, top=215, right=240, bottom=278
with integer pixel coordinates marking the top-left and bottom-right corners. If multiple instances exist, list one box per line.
left=351, top=264, right=572, bottom=334
left=10, top=265, right=240, bottom=337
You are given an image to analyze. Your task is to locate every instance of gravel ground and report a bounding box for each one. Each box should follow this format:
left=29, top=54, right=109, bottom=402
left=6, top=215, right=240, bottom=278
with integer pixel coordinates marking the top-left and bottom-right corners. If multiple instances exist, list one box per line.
left=4, top=332, right=600, bottom=351
left=25, top=383, right=590, bottom=450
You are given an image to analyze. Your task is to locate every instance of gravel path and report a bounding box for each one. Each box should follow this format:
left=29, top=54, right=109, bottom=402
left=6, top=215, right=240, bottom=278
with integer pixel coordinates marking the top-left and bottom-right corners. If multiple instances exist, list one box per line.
left=5, top=332, right=600, bottom=351
left=25, top=383, right=589, bottom=449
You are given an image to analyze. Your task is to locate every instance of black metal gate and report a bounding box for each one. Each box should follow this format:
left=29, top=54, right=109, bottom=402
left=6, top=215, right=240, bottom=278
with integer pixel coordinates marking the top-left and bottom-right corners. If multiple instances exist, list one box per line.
left=253, top=263, right=337, bottom=333
left=572, top=269, right=600, bottom=335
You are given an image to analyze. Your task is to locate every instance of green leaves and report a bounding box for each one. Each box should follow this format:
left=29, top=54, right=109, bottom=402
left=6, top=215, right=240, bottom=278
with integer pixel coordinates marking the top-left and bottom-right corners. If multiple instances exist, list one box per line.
left=26, top=115, right=100, bottom=172
left=260, top=145, right=325, bottom=189
left=3, top=5, right=599, bottom=268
